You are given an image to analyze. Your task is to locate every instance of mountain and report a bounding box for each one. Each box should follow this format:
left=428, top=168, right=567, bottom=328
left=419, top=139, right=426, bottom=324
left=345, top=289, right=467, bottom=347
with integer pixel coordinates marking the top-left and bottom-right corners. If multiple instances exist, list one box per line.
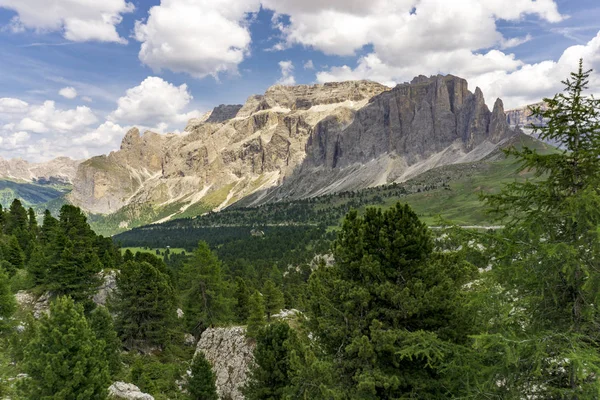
left=1, top=75, right=517, bottom=234
left=506, top=102, right=549, bottom=130
left=0, top=156, right=80, bottom=209
left=0, top=156, right=80, bottom=184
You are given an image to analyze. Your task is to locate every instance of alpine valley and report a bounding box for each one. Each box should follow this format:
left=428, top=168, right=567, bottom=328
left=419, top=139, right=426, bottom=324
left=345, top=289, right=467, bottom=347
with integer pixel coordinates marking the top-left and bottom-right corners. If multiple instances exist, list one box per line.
left=2, top=74, right=544, bottom=236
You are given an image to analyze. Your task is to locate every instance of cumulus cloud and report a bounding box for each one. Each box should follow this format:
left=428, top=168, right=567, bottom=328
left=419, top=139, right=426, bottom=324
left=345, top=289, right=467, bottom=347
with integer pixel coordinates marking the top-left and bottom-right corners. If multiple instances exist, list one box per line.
left=277, top=61, right=296, bottom=85
left=108, top=76, right=200, bottom=127
left=16, top=101, right=97, bottom=134
left=58, top=86, right=78, bottom=99
left=303, top=60, right=315, bottom=70
left=0, top=0, right=134, bottom=43
left=0, top=98, right=29, bottom=114
left=134, top=0, right=261, bottom=79
left=260, top=0, right=570, bottom=108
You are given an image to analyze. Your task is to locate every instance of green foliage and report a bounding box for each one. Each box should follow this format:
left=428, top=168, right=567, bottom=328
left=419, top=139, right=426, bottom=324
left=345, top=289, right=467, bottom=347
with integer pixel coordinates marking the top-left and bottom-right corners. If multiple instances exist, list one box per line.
left=246, top=291, right=266, bottom=339
left=89, top=306, right=122, bottom=379
left=180, top=242, right=231, bottom=334
left=112, top=261, right=177, bottom=350
left=129, top=355, right=186, bottom=400
left=474, top=60, right=600, bottom=397
left=187, top=352, right=218, bottom=400
left=234, top=277, right=251, bottom=323
left=262, top=279, right=284, bottom=321
left=0, top=267, right=15, bottom=332
left=21, top=296, right=110, bottom=400
left=244, top=322, right=296, bottom=400
left=307, top=203, right=477, bottom=398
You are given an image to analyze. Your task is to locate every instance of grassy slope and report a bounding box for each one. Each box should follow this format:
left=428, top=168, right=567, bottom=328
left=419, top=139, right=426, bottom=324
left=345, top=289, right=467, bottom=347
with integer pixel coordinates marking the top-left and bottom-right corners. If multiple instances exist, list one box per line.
left=0, top=180, right=70, bottom=208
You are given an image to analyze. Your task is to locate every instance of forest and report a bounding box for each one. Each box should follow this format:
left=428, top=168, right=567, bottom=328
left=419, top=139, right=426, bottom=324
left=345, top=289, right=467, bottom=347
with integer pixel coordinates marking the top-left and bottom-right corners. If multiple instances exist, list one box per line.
left=0, top=63, right=598, bottom=399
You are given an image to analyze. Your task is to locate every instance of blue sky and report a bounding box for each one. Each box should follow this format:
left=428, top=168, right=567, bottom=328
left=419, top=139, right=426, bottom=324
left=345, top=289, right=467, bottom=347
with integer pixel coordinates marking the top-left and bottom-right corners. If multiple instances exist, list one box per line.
left=0, top=0, right=599, bottom=161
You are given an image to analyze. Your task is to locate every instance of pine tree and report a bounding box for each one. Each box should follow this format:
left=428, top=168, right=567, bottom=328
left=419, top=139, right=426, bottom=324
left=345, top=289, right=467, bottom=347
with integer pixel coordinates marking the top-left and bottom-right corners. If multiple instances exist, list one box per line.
left=5, top=199, right=28, bottom=235
left=26, top=243, right=47, bottom=287
left=187, top=352, right=218, bottom=400
left=0, top=267, right=15, bottom=332
left=5, top=235, right=24, bottom=275
left=89, top=306, right=122, bottom=378
left=47, top=237, right=102, bottom=303
left=262, top=279, right=284, bottom=321
left=234, top=277, right=251, bottom=323
left=39, top=209, right=58, bottom=245
left=244, top=322, right=296, bottom=400
left=112, top=261, right=177, bottom=350
left=27, top=208, right=38, bottom=239
left=246, top=291, right=266, bottom=338
left=475, top=60, right=600, bottom=398
left=306, top=203, right=477, bottom=398
left=181, top=241, right=231, bottom=334
left=21, top=296, right=110, bottom=400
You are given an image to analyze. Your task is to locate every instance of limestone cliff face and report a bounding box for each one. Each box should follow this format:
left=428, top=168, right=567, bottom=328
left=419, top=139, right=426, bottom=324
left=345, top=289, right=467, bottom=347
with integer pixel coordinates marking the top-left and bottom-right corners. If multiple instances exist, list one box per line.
left=242, top=75, right=517, bottom=205
left=69, top=81, right=388, bottom=218
left=68, top=128, right=172, bottom=214
left=195, top=327, right=255, bottom=400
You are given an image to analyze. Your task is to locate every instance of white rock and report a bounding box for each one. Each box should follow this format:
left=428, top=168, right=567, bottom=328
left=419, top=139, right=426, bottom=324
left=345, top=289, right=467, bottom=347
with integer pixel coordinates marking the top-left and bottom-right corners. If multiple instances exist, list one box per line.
left=108, top=382, right=154, bottom=400
left=195, top=327, right=255, bottom=400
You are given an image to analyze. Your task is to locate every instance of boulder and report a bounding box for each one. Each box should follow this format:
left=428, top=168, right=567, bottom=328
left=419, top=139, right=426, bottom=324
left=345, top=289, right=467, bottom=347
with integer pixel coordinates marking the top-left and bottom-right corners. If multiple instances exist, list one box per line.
left=108, top=382, right=154, bottom=400
left=93, top=270, right=117, bottom=306
left=195, top=327, right=255, bottom=400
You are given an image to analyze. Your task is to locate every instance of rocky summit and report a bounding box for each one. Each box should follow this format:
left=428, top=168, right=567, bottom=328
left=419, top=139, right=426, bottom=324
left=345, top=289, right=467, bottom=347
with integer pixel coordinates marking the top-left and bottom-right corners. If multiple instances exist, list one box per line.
left=64, top=76, right=516, bottom=227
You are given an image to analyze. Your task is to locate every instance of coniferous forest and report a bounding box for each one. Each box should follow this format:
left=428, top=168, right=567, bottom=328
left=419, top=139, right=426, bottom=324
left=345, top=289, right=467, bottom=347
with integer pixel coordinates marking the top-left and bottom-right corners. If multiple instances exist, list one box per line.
left=0, top=63, right=599, bottom=399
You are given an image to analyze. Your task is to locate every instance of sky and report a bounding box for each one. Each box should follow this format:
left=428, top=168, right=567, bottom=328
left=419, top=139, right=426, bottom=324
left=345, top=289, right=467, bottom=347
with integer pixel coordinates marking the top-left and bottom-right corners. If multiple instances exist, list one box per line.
left=0, top=0, right=599, bottom=162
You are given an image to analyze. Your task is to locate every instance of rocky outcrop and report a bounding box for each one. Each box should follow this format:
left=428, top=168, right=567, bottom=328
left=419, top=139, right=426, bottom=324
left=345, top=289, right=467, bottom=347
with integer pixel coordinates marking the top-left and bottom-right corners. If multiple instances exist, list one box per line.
left=93, top=270, right=117, bottom=306
left=195, top=327, right=255, bottom=400
left=14, top=290, right=50, bottom=318
left=0, top=156, right=80, bottom=184
left=108, top=382, right=154, bottom=400
left=206, top=104, right=243, bottom=123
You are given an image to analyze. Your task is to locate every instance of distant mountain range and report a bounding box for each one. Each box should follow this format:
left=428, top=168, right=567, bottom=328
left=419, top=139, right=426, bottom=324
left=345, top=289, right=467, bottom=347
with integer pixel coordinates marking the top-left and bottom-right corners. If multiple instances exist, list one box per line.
left=2, top=75, right=542, bottom=234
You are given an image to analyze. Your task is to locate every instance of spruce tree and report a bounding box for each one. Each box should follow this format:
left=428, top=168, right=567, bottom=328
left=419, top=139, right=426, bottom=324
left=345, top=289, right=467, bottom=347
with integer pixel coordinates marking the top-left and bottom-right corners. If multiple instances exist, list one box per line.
left=475, top=60, right=600, bottom=398
left=234, top=277, right=251, bottom=323
left=112, top=261, right=177, bottom=350
left=246, top=291, right=266, bottom=338
left=307, top=203, right=477, bottom=398
left=262, top=279, right=284, bottom=321
left=0, top=267, right=15, bottom=332
left=89, top=306, right=122, bottom=378
left=21, top=296, right=110, bottom=400
left=26, top=243, right=47, bottom=287
left=244, top=322, right=296, bottom=400
left=180, top=241, right=231, bottom=334
left=187, top=352, right=218, bottom=400
left=5, top=235, right=24, bottom=275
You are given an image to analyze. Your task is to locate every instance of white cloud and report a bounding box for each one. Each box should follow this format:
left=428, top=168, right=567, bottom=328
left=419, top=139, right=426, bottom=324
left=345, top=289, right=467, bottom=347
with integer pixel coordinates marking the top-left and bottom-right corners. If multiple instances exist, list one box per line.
left=277, top=61, right=296, bottom=85
left=81, top=96, right=93, bottom=103
left=73, top=121, right=124, bottom=148
left=16, top=101, right=98, bottom=134
left=134, top=0, right=261, bottom=79
left=0, top=0, right=134, bottom=43
left=59, top=86, right=78, bottom=99
left=0, top=98, right=29, bottom=113
left=262, top=0, right=569, bottom=108
left=108, top=76, right=200, bottom=127
left=303, top=60, right=314, bottom=70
